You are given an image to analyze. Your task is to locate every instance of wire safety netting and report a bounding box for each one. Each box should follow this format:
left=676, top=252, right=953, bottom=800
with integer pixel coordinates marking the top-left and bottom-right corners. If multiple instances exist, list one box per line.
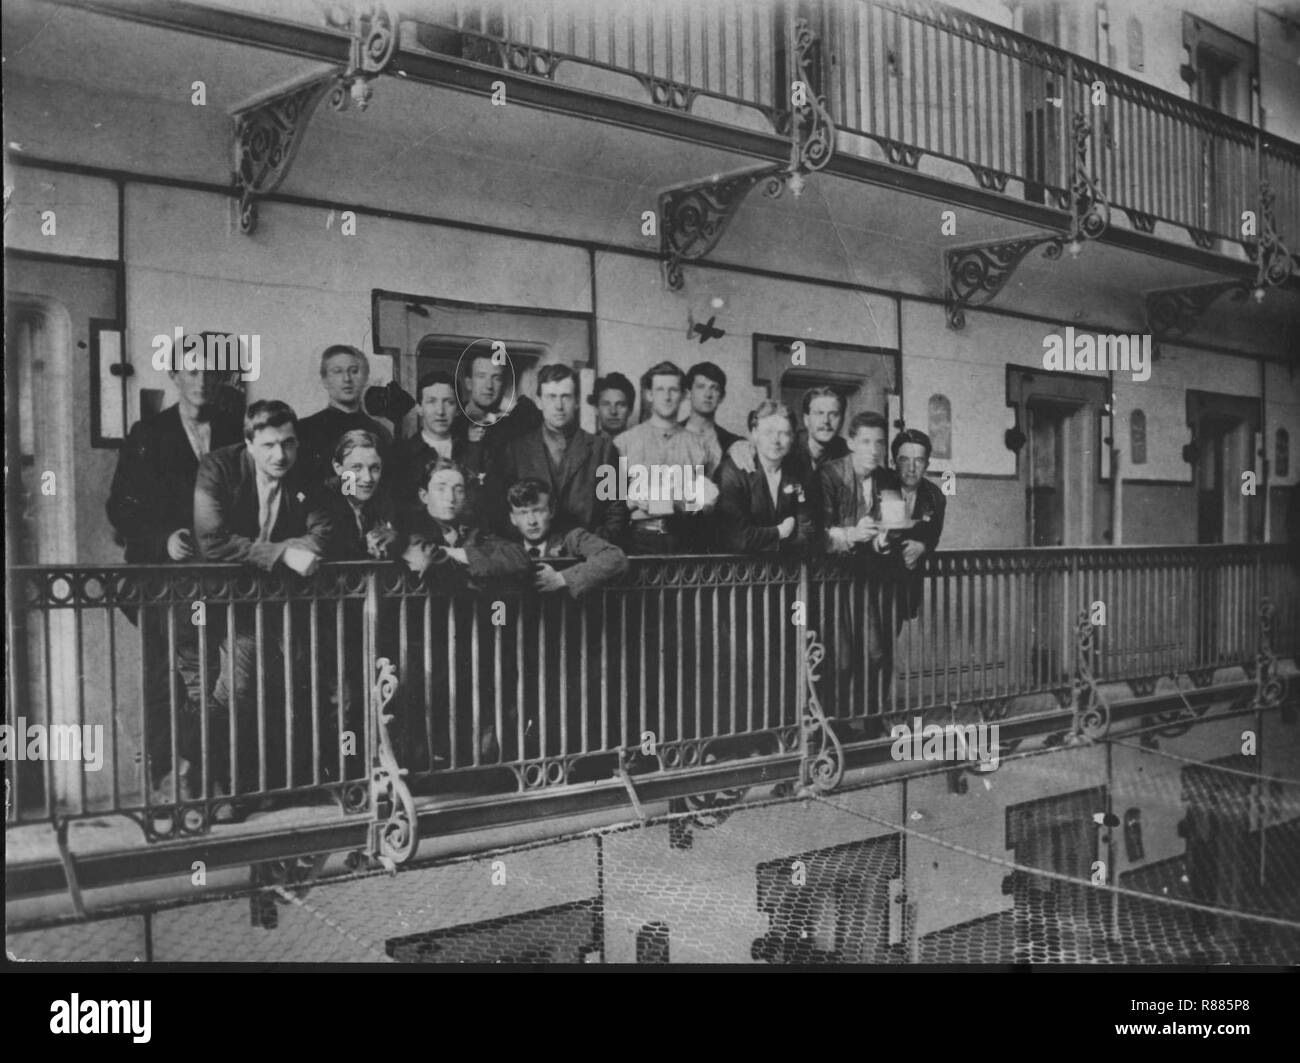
left=7, top=725, right=1300, bottom=965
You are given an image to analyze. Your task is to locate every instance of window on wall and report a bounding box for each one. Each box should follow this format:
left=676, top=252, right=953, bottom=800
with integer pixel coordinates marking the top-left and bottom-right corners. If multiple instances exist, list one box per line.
left=1278, top=428, right=1291, bottom=479
left=753, top=336, right=898, bottom=439
left=927, top=394, right=952, bottom=459
left=1129, top=409, right=1147, bottom=466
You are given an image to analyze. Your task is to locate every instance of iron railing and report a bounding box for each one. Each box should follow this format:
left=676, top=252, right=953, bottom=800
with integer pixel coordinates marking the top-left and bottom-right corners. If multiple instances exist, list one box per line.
left=406, top=0, right=1300, bottom=251
left=5, top=545, right=1295, bottom=842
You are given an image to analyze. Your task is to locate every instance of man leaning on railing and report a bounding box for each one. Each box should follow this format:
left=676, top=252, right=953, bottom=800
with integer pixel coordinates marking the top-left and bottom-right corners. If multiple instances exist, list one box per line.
left=182, top=400, right=334, bottom=802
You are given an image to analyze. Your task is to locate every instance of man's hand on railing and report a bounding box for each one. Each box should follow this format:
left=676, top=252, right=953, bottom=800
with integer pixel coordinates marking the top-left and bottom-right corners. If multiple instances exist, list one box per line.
left=282, top=543, right=321, bottom=576
left=166, top=528, right=195, bottom=561
left=902, top=540, right=927, bottom=570
left=533, top=563, right=567, bottom=594
left=365, top=522, right=399, bottom=560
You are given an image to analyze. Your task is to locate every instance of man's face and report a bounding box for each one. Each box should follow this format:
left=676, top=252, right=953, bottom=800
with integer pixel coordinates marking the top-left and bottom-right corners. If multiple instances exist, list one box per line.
left=596, top=389, right=630, bottom=435
left=848, top=426, right=886, bottom=475
left=509, top=499, right=553, bottom=543
left=896, top=442, right=929, bottom=490
left=647, top=374, right=683, bottom=421
left=419, top=382, right=458, bottom=438
left=322, top=354, right=368, bottom=407
left=467, top=358, right=506, bottom=413
left=420, top=469, right=466, bottom=523
left=171, top=367, right=222, bottom=411
left=335, top=446, right=383, bottom=503
left=539, top=377, right=577, bottom=432
left=248, top=423, right=298, bottom=480
left=805, top=396, right=844, bottom=445
left=688, top=376, right=723, bottom=418
left=752, top=413, right=794, bottom=465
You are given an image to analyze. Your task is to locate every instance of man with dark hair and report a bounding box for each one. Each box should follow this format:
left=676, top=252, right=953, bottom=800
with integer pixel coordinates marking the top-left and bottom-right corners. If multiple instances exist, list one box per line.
left=451, top=349, right=542, bottom=482
left=183, top=400, right=334, bottom=799
left=616, top=360, right=721, bottom=553
left=726, top=385, right=849, bottom=511
left=401, top=455, right=530, bottom=594
left=297, top=345, right=392, bottom=486
left=506, top=478, right=629, bottom=597
left=818, top=410, right=900, bottom=719
left=683, top=361, right=744, bottom=454
left=107, top=357, right=243, bottom=802
left=589, top=372, right=635, bottom=440
left=391, top=370, right=489, bottom=519
left=493, top=363, right=628, bottom=542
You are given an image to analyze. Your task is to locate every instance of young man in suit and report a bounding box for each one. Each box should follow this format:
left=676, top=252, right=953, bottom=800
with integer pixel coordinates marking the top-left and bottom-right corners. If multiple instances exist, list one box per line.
left=107, top=358, right=243, bottom=801
left=401, top=455, right=531, bottom=595
left=390, top=371, right=490, bottom=521
left=400, top=455, right=531, bottom=767
left=817, top=411, right=900, bottom=722
left=505, top=477, right=630, bottom=763
left=492, top=363, right=628, bottom=543
left=715, top=401, right=816, bottom=555
left=887, top=428, right=946, bottom=623
left=506, top=478, right=629, bottom=598
left=184, top=400, right=335, bottom=798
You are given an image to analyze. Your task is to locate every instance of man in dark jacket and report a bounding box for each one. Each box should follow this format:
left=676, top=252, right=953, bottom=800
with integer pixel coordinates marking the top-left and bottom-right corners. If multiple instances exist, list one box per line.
left=885, top=428, right=946, bottom=623
left=817, top=411, right=899, bottom=720
left=715, top=401, right=817, bottom=555
left=296, top=345, right=392, bottom=487
left=106, top=362, right=242, bottom=796
left=390, top=370, right=491, bottom=522
left=492, top=364, right=628, bottom=543
left=183, top=400, right=334, bottom=796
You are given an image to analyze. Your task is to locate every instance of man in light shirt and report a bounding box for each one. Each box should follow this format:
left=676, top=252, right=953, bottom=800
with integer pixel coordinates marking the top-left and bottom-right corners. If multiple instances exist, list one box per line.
left=616, top=360, right=721, bottom=554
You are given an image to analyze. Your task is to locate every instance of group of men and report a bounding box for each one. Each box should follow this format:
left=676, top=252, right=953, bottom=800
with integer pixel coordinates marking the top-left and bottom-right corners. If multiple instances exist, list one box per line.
left=108, top=341, right=945, bottom=803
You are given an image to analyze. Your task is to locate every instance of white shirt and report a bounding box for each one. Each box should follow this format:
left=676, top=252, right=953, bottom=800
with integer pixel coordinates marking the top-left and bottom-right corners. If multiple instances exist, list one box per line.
left=181, top=415, right=211, bottom=461
left=256, top=472, right=282, bottom=542
left=421, top=431, right=454, bottom=461
left=761, top=464, right=783, bottom=510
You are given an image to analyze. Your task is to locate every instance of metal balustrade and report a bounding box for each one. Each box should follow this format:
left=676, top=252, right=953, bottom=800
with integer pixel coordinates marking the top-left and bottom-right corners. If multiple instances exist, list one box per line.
left=407, top=0, right=1299, bottom=250
left=5, top=545, right=1294, bottom=841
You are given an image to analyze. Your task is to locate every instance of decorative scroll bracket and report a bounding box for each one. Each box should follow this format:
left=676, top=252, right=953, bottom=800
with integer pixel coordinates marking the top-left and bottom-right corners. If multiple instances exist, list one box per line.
left=1068, top=611, right=1111, bottom=742
left=234, top=4, right=396, bottom=234
left=946, top=112, right=1108, bottom=329
left=1144, top=279, right=1248, bottom=346
left=799, top=629, right=844, bottom=793
left=1245, top=181, right=1295, bottom=292
left=367, top=657, right=418, bottom=871
left=1253, top=598, right=1286, bottom=713
left=659, top=17, right=833, bottom=290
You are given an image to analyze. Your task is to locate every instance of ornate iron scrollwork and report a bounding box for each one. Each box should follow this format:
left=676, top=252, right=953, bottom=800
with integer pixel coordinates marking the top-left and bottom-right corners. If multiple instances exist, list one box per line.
left=799, top=629, right=844, bottom=793
left=787, top=18, right=836, bottom=179
left=368, top=657, right=418, bottom=870
left=1246, top=181, right=1295, bottom=290
left=1144, top=280, right=1245, bottom=344
left=660, top=165, right=786, bottom=290
left=969, top=165, right=1010, bottom=192
left=1065, top=113, right=1109, bottom=242
left=234, top=4, right=396, bottom=234
left=1126, top=209, right=1157, bottom=233
left=234, top=74, right=336, bottom=235
left=637, top=76, right=698, bottom=112
left=659, top=17, right=832, bottom=289
left=945, top=235, right=1064, bottom=329
left=1253, top=598, right=1286, bottom=711
left=880, top=138, right=923, bottom=169
left=1069, top=611, right=1110, bottom=741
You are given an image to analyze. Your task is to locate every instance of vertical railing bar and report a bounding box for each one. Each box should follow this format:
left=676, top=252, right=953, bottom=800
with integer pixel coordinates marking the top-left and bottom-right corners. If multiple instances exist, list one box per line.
left=694, top=572, right=702, bottom=742
left=166, top=603, right=180, bottom=808
left=106, top=606, right=119, bottom=809
left=472, top=600, right=483, bottom=767
left=42, top=606, right=55, bottom=819
left=448, top=596, right=459, bottom=770
left=496, top=595, right=507, bottom=760
left=254, top=601, right=267, bottom=794
left=283, top=598, right=294, bottom=790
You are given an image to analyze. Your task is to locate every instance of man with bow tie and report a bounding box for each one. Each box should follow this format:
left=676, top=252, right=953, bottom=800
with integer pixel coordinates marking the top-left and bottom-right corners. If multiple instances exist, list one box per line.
left=107, top=357, right=243, bottom=805
left=185, top=400, right=335, bottom=799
